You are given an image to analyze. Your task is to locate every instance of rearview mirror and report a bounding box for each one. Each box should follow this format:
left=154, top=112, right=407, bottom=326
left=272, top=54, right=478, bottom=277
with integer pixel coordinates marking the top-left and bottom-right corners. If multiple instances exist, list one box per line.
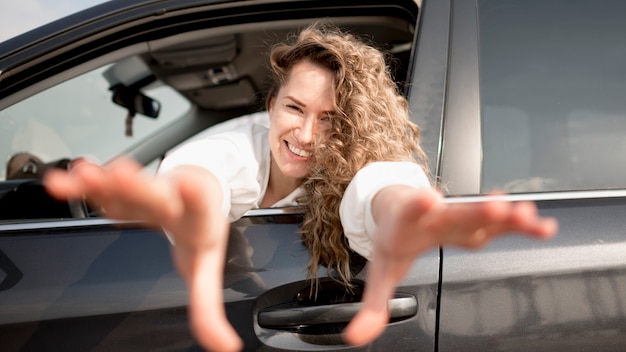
left=111, top=85, right=161, bottom=118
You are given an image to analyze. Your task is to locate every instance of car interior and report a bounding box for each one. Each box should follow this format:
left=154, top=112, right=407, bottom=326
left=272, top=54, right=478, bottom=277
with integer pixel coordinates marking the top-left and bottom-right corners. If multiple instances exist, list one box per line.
left=0, top=14, right=417, bottom=223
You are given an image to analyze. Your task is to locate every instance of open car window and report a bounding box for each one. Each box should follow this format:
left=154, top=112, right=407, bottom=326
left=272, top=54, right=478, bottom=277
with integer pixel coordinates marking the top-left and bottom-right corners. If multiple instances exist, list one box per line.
left=0, top=62, right=190, bottom=181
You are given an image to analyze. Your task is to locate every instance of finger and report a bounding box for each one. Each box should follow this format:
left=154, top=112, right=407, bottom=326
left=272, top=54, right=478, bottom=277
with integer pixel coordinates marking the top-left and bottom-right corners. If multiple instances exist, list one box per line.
left=103, top=158, right=183, bottom=223
left=534, top=217, right=558, bottom=238
left=186, top=251, right=242, bottom=352
left=421, top=200, right=510, bottom=246
left=343, top=266, right=393, bottom=346
left=481, top=202, right=557, bottom=240
left=45, top=160, right=116, bottom=207
left=454, top=201, right=558, bottom=248
left=105, top=156, right=142, bottom=176
left=72, top=160, right=115, bottom=207
left=343, top=250, right=413, bottom=346
left=343, top=299, right=388, bottom=346
left=509, top=201, right=558, bottom=239
left=43, top=168, right=86, bottom=200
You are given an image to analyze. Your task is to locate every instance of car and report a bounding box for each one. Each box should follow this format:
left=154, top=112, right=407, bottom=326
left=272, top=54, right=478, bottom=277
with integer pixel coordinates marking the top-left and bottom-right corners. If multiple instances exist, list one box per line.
left=0, top=0, right=625, bottom=351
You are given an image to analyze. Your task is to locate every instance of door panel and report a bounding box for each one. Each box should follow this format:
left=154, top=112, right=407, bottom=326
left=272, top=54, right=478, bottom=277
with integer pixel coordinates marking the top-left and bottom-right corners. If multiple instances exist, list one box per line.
left=0, top=212, right=439, bottom=351
left=439, top=197, right=626, bottom=351
left=0, top=222, right=193, bottom=350
left=229, top=214, right=440, bottom=351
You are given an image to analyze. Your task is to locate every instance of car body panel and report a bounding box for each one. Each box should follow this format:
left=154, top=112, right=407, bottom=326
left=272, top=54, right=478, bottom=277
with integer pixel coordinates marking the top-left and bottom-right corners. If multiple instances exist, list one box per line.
left=0, top=211, right=438, bottom=351
left=439, top=196, right=626, bottom=351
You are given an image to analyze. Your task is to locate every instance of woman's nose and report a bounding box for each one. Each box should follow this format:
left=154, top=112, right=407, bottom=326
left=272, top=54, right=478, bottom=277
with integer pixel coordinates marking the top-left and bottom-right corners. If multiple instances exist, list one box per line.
left=296, top=116, right=316, bottom=144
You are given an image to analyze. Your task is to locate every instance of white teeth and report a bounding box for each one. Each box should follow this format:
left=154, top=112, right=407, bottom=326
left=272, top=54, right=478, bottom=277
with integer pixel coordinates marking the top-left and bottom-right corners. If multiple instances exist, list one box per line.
left=287, top=142, right=311, bottom=157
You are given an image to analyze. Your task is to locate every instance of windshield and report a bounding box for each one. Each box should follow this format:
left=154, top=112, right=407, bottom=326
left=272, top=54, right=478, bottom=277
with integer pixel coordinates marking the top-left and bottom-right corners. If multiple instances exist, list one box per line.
left=0, top=0, right=110, bottom=43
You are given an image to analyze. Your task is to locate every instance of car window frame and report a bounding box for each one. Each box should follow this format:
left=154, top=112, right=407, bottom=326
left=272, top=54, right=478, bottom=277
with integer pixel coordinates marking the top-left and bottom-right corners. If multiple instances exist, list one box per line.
left=442, top=0, right=626, bottom=200
left=0, top=1, right=422, bottom=225
left=406, top=0, right=451, bottom=181
left=438, top=0, right=482, bottom=196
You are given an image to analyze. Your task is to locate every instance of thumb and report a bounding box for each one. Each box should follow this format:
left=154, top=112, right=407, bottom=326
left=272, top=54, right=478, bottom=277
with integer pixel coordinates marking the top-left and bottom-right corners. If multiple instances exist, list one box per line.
left=188, top=258, right=242, bottom=352
left=343, top=252, right=403, bottom=346
left=343, top=295, right=389, bottom=346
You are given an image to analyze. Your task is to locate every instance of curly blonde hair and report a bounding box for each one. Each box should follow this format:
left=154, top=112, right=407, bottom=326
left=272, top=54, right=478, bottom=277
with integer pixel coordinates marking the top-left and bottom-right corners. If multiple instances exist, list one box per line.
left=266, top=22, right=429, bottom=288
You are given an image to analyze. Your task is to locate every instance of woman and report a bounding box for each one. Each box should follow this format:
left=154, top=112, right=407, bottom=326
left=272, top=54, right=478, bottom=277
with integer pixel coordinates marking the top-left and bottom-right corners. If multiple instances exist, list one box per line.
left=45, top=23, right=557, bottom=351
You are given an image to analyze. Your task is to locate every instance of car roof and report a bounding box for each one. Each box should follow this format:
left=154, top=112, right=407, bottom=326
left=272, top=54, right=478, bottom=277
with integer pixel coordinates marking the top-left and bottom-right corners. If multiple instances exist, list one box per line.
left=1, top=0, right=418, bottom=114
left=0, top=0, right=234, bottom=64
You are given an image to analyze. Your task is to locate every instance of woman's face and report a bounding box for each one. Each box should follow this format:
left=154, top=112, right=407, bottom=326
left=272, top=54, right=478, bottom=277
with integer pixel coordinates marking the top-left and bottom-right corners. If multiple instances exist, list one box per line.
left=268, top=60, right=335, bottom=181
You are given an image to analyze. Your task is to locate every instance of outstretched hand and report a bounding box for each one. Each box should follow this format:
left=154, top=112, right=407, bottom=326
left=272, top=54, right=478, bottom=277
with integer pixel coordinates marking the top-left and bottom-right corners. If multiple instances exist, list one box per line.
left=343, top=185, right=558, bottom=346
left=44, top=157, right=243, bottom=352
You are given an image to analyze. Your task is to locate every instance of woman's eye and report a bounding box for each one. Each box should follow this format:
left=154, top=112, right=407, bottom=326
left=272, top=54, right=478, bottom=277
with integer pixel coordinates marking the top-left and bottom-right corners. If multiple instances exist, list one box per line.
left=320, top=114, right=335, bottom=123
left=319, top=115, right=333, bottom=129
left=286, top=104, right=302, bottom=112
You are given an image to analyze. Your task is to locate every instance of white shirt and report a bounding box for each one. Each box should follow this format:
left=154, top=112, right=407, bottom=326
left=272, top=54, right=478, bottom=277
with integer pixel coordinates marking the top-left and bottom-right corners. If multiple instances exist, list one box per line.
left=158, top=112, right=431, bottom=259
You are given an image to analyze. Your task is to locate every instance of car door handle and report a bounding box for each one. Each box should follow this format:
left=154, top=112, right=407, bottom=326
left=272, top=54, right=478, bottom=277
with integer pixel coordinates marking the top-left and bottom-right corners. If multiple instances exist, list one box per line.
left=257, top=294, right=417, bottom=329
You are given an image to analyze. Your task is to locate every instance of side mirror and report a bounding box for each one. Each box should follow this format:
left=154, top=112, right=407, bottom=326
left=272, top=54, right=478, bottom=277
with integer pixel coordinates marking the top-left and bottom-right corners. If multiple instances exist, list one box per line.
left=111, top=85, right=161, bottom=118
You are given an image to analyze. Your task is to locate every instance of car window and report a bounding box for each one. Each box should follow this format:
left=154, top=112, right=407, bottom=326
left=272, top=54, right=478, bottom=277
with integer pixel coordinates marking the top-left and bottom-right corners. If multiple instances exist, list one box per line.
left=0, top=63, right=190, bottom=180
left=478, top=0, right=626, bottom=193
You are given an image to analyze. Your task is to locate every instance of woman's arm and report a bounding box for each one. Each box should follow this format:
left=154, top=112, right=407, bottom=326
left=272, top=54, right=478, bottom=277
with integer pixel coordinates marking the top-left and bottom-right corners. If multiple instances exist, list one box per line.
left=44, top=156, right=243, bottom=351
left=343, top=184, right=557, bottom=346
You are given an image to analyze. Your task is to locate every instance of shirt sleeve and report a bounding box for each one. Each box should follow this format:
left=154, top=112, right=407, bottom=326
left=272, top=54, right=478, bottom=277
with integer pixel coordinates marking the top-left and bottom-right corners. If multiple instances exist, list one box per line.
left=339, top=161, right=431, bottom=260
left=157, top=125, right=264, bottom=222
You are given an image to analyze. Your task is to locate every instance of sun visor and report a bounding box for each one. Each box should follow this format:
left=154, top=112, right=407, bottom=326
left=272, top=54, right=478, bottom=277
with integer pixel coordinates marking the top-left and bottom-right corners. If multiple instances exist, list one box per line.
left=150, top=34, right=237, bottom=68
left=190, top=78, right=256, bottom=110
left=102, top=56, right=153, bottom=87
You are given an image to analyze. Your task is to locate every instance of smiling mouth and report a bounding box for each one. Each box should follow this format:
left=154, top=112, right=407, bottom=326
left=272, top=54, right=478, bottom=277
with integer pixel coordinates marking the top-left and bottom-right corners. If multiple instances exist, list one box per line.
left=286, top=141, right=311, bottom=158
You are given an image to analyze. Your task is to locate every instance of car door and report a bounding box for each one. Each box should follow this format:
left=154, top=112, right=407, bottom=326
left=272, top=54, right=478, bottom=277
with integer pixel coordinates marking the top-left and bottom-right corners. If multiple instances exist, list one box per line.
left=0, top=1, right=440, bottom=351
left=426, top=0, right=626, bottom=350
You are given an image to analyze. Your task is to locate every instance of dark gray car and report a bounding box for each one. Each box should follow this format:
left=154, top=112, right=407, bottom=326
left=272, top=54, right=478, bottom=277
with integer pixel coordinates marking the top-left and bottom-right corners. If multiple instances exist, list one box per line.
left=0, top=0, right=624, bottom=351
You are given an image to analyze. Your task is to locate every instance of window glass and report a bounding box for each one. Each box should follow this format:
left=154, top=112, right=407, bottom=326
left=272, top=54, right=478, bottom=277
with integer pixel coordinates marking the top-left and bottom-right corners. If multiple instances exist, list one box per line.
left=478, top=0, right=626, bottom=193
left=0, top=63, right=190, bottom=180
